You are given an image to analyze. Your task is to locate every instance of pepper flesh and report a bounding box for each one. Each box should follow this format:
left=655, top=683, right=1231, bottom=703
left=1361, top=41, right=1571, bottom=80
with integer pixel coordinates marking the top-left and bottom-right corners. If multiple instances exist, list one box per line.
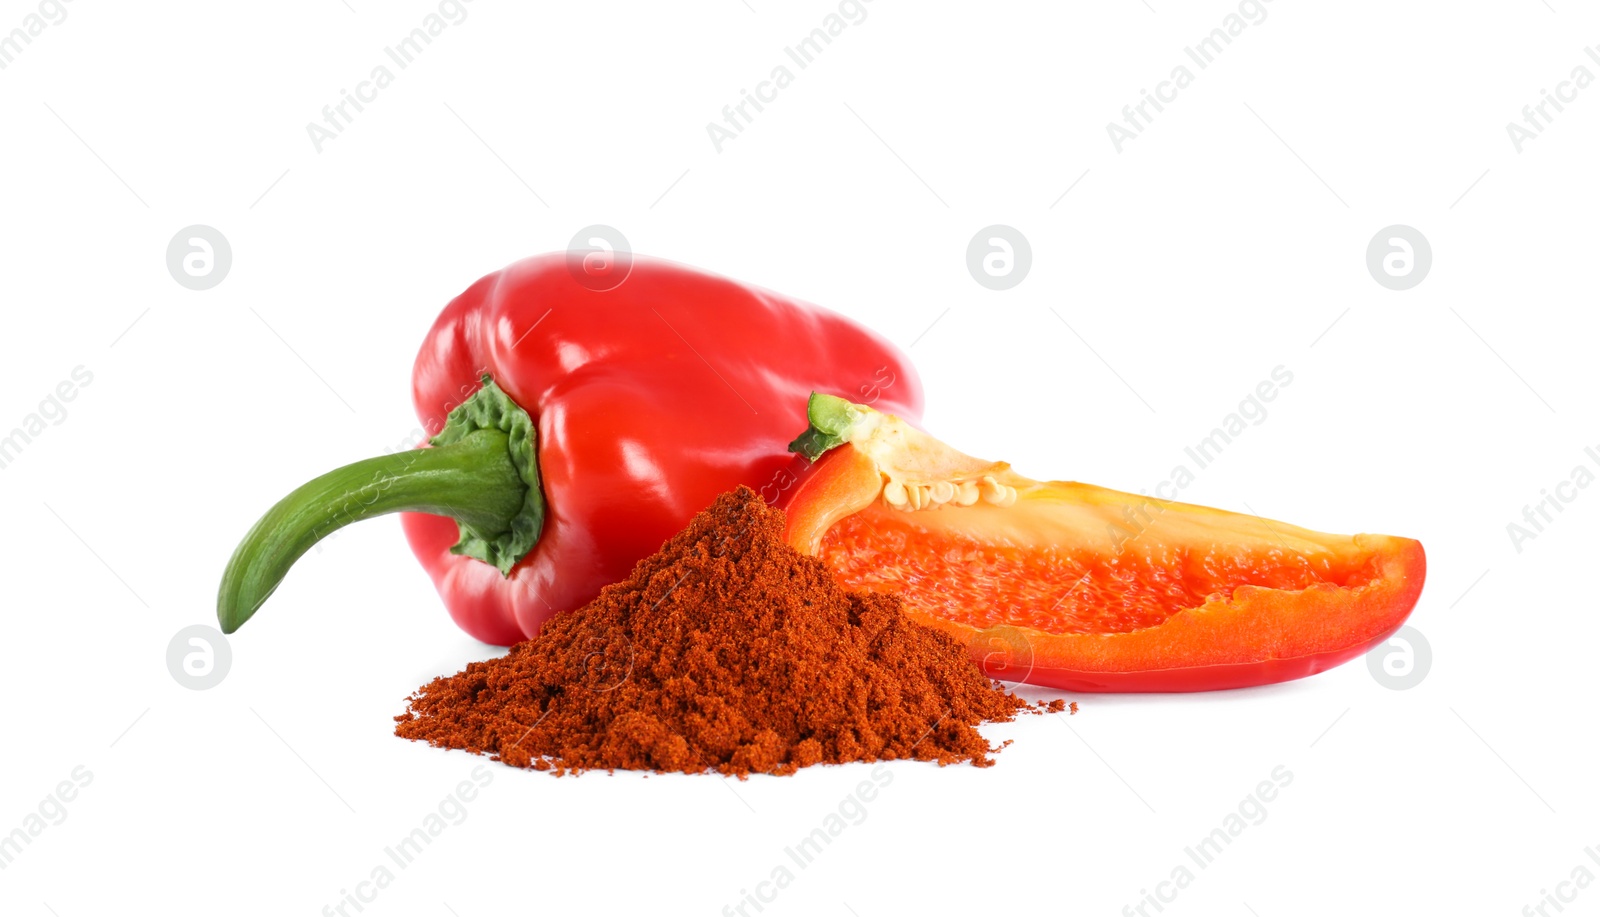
left=218, top=254, right=921, bottom=644
left=783, top=394, right=1426, bottom=692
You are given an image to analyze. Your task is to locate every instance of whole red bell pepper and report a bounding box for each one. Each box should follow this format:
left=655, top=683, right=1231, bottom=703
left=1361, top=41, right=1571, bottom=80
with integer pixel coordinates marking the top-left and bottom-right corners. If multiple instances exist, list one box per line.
left=217, top=253, right=922, bottom=644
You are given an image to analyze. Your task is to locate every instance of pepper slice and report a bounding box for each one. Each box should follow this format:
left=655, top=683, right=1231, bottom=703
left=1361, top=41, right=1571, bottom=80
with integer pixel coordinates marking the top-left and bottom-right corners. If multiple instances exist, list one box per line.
left=783, top=394, right=1427, bottom=692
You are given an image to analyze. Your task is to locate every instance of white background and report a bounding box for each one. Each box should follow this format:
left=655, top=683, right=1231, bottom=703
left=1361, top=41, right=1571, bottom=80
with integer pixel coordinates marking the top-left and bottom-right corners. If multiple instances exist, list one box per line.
left=2, top=1, right=1597, bottom=915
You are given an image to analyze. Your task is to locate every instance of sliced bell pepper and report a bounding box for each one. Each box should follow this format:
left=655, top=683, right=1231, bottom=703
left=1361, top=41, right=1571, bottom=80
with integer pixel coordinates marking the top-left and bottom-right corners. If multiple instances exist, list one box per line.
left=784, top=394, right=1427, bottom=692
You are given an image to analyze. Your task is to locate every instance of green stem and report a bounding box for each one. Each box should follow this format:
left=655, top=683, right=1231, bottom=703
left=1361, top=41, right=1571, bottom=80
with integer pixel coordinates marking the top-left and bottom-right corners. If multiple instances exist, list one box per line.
left=788, top=392, right=873, bottom=462
left=218, top=377, right=544, bottom=634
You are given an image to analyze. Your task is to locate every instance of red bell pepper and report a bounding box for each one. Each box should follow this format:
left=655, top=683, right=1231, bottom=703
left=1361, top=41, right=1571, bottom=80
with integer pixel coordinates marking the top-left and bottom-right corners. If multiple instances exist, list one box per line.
left=783, top=394, right=1427, bottom=692
left=217, top=254, right=921, bottom=644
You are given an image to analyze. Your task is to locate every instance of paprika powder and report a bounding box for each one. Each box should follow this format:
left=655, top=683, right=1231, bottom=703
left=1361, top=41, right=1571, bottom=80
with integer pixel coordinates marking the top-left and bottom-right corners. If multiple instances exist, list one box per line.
left=395, top=487, right=1057, bottom=776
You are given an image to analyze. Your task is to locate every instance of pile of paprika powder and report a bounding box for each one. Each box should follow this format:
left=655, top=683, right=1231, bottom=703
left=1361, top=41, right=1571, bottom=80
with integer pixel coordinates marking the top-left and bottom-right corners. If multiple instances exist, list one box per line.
left=395, top=487, right=1063, bottom=776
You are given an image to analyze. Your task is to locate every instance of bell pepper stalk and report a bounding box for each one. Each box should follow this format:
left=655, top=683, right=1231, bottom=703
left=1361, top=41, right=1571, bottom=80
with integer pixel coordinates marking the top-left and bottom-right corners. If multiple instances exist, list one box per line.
left=218, top=378, right=543, bottom=633
left=217, top=254, right=922, bottom=643
left=784, top=393, right=1427, bottom=692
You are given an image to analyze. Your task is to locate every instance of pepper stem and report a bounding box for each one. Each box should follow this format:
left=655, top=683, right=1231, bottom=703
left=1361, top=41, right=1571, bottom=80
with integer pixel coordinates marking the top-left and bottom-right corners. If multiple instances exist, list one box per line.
left=787, top=392, right=875, bottom=462
left=217, top=377, right=544, bottom=634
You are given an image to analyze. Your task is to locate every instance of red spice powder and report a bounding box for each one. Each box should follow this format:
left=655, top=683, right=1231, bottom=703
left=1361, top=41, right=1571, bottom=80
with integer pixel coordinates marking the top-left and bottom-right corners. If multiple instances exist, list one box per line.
left=396, top=486, right=1056, bottom=776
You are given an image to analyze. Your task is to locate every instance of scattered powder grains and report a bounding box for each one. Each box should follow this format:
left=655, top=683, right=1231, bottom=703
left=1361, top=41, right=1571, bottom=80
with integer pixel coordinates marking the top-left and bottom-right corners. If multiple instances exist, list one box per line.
left=396, top=486, right=1060, bottom=776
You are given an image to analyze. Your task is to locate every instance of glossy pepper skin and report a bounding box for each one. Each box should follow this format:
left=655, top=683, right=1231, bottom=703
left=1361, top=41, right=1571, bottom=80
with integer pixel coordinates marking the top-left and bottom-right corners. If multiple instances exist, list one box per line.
left=216, top=253, right=921, bottom=645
